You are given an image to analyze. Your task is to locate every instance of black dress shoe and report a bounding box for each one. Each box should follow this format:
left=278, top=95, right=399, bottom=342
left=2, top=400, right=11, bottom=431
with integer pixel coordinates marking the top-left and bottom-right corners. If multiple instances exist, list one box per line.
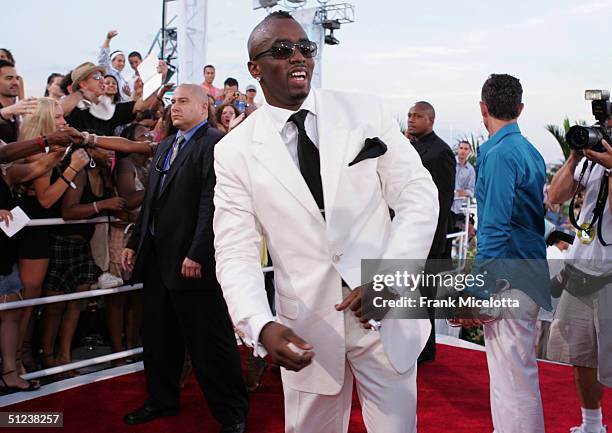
left=219, top=421, right=247, bottom=433
left=123, top=403, right=179, bottom=425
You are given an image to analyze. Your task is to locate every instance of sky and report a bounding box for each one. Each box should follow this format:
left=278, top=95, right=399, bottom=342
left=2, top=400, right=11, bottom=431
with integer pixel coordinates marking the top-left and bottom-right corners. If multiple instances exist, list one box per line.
left=3, top=0, right=612, bottom=163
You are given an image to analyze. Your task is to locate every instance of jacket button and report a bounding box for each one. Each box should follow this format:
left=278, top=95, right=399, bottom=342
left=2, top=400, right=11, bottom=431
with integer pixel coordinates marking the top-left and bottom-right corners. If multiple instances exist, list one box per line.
left=332, top=253, right=342, bottom=263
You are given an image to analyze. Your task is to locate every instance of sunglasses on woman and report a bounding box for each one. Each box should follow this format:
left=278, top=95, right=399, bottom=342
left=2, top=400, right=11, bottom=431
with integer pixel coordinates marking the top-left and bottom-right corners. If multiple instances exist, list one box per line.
left=251, top=40, right=318, bottom=61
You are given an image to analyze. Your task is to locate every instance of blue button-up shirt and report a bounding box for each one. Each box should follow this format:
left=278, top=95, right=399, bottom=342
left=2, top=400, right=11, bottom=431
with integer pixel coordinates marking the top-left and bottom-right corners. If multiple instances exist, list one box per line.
left=469, top=123, right=551, bottom=310
left=162, top=119, right=208, bottom=171
left=451, top=159, right=475, bottom=214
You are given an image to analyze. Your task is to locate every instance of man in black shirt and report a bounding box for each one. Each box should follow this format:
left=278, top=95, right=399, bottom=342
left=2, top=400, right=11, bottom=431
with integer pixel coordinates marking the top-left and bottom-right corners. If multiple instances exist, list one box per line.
left=407, top=101, right=456, bottom=363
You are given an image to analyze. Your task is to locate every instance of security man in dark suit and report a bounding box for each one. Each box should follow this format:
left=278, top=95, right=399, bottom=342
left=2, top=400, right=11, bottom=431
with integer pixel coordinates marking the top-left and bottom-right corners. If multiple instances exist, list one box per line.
left=406, top=101, right=456, bottom=363
left=121, top=84, right=248, bottom=433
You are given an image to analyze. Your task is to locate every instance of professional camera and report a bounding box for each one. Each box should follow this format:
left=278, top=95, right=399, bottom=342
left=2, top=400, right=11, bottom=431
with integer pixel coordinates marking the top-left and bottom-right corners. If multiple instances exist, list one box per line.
left=566, top=90, right=612, bottom=152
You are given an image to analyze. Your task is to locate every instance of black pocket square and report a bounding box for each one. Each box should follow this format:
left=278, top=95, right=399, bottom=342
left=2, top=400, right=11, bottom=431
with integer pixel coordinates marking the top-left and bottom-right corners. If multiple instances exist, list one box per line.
left=348, top=137, right=388, bottom=167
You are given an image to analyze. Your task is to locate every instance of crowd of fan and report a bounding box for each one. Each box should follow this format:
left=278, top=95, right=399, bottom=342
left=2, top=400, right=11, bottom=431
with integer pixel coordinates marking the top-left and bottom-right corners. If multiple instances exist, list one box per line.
left=0, top=31, right=261, bottom=392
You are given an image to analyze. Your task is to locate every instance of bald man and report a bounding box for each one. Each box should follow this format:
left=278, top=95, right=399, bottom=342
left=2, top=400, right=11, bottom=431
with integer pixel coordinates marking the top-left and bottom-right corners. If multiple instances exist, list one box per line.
left=406, top=101, right=455, bottom=363
left=122, top=84, right=248, bottom=432
left=214, top=11, right=437, bottom=433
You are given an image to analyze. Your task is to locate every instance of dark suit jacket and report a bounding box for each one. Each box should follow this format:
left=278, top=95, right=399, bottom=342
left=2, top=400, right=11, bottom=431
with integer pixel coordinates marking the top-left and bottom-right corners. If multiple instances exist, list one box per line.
left=411, top=131, right=456, bottom=258
left=127, top=122, right=223, bottom=291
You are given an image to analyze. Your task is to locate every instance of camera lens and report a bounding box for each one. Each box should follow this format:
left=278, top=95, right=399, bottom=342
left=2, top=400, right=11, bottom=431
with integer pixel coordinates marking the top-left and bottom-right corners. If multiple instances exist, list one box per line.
left=566, top=125, right=603, bottom=151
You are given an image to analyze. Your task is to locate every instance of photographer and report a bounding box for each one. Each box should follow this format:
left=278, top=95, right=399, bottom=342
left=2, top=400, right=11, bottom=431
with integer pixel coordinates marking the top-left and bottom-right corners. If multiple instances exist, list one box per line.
left=214, top=77, right=247, bottom=112
left=547, top=118, right=612, bottom=433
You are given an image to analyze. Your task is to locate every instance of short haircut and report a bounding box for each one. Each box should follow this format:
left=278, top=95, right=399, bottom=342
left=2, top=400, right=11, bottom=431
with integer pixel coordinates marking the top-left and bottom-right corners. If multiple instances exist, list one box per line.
left=248, top=11, right=296, bottom=58
left=268, top=10, right=292, bottom=19
left=224, top=77, right=239, bottom=88
left=176, top=83, right=208, bottom=104
left=135, top=109, right=157, bottom=122
left=0, top=49, right=15, bottom=64
left=481, top=74, right=523, bottom=120
left=457, top=140, right=472, bottom=151
left=44, top=73, right=64, bottom=97
left=59, top=71, right=73, bottom=94
left=414, top=101, right=435, bottom=119
left=120, top=123, right=145, bottom=141
left=0, top=59, right=15, bottom=71
left=203, top=64, right=215, bottom=71
left=128, top=51, right=142, bottom=60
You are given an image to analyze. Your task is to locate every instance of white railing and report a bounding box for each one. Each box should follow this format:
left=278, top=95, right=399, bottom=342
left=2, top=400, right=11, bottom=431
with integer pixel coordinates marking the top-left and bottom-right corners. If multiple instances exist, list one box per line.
left=25, top=216, right=117, bottom=227
left=2, top=216, right=276, bottom=383
left=0, top=284, right=142, bottom=311
left=5, top=202, right=475, bottom=386
left=447, top=196, right=473, bottom=273
left=22, top=348, right=143, bottom=381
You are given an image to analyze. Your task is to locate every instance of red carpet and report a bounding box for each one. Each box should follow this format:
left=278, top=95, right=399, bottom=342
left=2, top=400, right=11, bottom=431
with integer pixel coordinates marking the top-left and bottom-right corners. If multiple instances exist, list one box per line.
left=6, top=343, right=610, bottom=432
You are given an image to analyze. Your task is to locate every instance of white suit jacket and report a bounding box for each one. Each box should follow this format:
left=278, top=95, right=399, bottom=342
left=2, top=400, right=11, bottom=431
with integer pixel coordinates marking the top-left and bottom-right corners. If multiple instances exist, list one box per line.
left=213, top=89, right=439, bottom=395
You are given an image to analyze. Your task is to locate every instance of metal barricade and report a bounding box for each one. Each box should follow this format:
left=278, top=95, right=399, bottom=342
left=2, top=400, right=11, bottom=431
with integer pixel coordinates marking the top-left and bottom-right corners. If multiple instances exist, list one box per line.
left=4, top=201, right=475, bottom=383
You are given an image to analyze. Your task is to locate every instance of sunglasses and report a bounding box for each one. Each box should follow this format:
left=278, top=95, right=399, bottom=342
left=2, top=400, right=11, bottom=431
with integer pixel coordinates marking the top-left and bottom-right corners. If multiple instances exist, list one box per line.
left=252, top=40, right=318, bottom=61
left=89, top=74, right=104, bottom=81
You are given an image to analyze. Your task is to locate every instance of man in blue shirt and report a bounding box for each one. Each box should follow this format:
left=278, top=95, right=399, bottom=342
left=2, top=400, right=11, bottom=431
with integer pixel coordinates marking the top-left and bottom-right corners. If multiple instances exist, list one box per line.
left=459, top=74, right=549, bottom=433
left=451, top=140, right=475, bottom=218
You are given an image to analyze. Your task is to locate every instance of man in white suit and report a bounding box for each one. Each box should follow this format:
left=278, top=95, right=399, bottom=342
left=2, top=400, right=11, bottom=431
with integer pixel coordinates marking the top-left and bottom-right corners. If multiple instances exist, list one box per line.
left=213, top=11, right=439, bottom=433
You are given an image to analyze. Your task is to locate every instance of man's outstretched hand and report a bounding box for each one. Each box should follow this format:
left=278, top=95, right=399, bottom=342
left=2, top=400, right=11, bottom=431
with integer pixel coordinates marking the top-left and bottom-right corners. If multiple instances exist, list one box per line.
left=46, top=127, right=84, bottom=149
left=259, top=322, right=314, bottom=372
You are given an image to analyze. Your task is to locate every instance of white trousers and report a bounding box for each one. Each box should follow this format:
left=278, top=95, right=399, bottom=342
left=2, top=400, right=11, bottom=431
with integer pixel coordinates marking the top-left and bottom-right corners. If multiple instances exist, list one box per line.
left=484, top=289, right=545, bottom=433
left=283, top=303, right=418, bottom=433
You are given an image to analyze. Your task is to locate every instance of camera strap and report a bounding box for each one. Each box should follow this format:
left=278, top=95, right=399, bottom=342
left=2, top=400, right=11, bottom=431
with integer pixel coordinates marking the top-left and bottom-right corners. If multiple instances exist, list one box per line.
left=568, top=160, right=591, bottom=230
left=595, top=169, right=611, bottom=246
left=569, top=161, right=610, bottom=246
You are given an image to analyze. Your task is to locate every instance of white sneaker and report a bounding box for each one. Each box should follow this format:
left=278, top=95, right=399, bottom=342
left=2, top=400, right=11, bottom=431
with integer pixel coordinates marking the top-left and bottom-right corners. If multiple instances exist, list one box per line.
left=96, top=272, right=124, bottom=289
left=570, top=425, right=607, bottom=433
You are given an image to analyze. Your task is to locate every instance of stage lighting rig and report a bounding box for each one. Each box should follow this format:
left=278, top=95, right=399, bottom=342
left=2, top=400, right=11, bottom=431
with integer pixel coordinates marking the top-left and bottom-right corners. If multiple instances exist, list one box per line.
left=323, top=19, right=340, bottom=45
left=251, top=0, right=355, bottom=45
left=314, top=3, right=354, bottom=45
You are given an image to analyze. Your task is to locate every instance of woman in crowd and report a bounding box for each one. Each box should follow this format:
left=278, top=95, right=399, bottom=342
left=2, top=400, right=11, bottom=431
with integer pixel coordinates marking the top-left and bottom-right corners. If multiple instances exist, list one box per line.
left=97, top=31, right=132, bottom=102
left=0, top=137, right=68, bottom=391
left=44, top=74, right=65, bottom=101
left=133, top=109, right=158, bottom=131
left=103, top=75, right=122, bottom=105
left=58, top=71, right=72, bottom=96
left=40, top=144, right=125, bottom=370
left=105, top=123, right=152, bottom=362
left=154, top=105, right=177, bottom=142
left=10, top=98, right=89, bottom=372
left=0, top=185, right=38, bottom=392
left=215, top=103, right=243, bottom=133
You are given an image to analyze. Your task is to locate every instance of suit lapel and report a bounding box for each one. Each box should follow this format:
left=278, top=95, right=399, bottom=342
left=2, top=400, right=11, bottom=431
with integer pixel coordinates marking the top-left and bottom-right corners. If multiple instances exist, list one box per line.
left=158, top=123, right=208, bottom=198
left=149, top=136, right=172, bottom=196
left=315, top=89, right=356, bottom=224
left=252, top=109, right=324, bottom=225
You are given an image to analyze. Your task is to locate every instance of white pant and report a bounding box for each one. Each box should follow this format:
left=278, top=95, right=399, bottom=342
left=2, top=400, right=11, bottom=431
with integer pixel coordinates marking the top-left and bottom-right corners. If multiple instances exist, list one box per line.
left=484, top=289, right=545, bottom=433
left=284, top=303, right=418, bottom=433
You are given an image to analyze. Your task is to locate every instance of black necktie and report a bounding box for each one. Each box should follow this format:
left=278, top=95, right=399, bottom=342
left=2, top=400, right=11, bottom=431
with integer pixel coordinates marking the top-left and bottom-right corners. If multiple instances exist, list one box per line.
left=289, top=109, right=325, bottom=216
